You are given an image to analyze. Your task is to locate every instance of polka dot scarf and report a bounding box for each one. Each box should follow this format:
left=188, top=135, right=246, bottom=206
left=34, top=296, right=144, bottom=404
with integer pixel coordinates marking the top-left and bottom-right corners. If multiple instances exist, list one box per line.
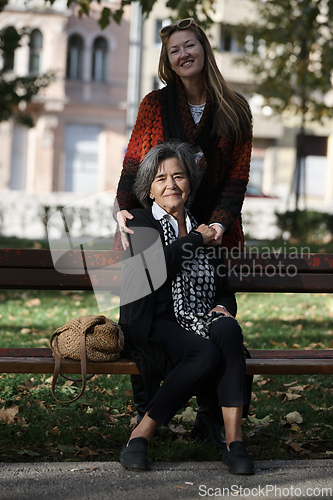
left=160, top=212, right=222, bottom=339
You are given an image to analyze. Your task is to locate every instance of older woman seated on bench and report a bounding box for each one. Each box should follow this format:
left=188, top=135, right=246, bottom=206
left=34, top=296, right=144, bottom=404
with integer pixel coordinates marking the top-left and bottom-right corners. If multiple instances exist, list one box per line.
left=118, top=141, right=254, bottom=475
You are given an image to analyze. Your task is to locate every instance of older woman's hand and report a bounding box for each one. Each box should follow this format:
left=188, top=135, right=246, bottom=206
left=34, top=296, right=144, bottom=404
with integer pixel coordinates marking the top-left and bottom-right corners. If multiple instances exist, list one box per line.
left=117, top=210, right=134, bottom=250
left=209, top=224, right=223, bottom=246
left=195, top=224, right=217, bottom=245
left=209, top=305, right=234, bottom=318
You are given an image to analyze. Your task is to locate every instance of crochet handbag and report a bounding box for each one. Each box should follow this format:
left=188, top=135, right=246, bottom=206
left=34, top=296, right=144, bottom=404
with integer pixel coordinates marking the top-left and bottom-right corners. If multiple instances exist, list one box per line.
left=50, top=315, right=124, bottom=403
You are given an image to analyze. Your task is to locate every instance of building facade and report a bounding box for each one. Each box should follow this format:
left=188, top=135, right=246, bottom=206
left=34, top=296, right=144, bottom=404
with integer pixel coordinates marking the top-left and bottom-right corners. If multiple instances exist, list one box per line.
left=0, top=0, right=130, bottom=238
left=1, top=0, right=333, bottom=240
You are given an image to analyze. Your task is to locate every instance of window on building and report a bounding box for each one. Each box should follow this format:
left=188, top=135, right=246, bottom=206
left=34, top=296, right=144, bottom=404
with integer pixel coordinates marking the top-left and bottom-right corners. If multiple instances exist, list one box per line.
left=92, top=36, right=108, bottom=82
left=2, top=26, right=20, bottom=72
left=294, top=135, right=328, bottom=198
left=220, top=25, right=243, bottom=53
left=65, top=124, right=101, bottom=193
left=10, top=125, right=28, bottom=190
left=29, top=29, right=43, bottom=74
left=66, top=34, right=84, bottom=80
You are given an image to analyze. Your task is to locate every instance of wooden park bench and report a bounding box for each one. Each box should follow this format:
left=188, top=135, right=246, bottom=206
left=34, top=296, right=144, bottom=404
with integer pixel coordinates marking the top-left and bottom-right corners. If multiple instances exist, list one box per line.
left=0, top=249, right=333, bottom=378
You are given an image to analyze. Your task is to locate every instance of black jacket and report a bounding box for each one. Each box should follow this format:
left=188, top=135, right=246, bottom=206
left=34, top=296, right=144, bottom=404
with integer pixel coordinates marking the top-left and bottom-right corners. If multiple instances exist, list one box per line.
left=119, top=208, right=237, bottom=400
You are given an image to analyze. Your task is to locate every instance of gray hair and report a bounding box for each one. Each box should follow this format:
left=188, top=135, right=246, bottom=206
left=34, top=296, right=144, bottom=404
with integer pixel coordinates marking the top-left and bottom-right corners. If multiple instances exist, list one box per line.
left=134, top=141, right=199, bottom=208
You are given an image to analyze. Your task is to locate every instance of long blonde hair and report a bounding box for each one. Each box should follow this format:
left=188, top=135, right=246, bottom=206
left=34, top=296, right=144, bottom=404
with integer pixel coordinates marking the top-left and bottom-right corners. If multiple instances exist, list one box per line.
left=158, top=22, right=252, bottom=144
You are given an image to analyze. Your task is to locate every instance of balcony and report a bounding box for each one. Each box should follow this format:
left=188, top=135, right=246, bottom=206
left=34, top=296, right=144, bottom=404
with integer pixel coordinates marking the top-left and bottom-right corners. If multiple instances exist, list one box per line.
left=65, top=79, right=126, bottom=106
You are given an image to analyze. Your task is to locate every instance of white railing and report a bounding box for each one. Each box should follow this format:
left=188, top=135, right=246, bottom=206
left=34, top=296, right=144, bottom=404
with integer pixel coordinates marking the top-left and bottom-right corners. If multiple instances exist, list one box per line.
left=65, top=79, right=125, bottom=103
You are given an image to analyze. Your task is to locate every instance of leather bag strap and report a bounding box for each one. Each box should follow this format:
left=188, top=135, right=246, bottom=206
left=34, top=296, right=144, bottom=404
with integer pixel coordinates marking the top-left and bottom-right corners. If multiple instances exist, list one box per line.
left=50, top=332, right=89, bottom=404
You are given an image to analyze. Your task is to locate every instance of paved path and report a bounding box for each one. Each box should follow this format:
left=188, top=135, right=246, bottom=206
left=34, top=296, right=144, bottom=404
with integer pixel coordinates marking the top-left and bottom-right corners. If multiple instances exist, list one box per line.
left=0, top=460, right=332, bottom=499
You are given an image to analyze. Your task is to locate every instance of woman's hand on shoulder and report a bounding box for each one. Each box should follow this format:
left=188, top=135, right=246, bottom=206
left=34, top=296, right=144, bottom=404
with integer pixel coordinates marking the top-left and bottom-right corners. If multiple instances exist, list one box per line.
left=195, top=224, right=217, bottom=245
left=117, top=210, right=134, bottom=250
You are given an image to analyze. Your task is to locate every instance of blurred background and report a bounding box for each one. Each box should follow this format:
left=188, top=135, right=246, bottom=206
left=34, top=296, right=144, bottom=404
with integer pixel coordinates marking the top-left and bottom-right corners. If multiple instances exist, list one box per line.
left=0, top=0, right=332, bottom=247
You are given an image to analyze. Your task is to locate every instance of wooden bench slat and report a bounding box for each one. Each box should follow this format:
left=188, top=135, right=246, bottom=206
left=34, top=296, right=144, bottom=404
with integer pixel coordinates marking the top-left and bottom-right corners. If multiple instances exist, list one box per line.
left=1, top=357, right=333, bottom=375
left=0, top=249, right=123, bottom=269
left=229, top=273, right=333, bottom=293
left=0, top=349, right=332, bottom=376
left=246, top=359, right=333, bottom=375
left=0, top=357, right=140, bottom=375
left=1, top=268, right=332, bottom=293
left=1, top=348, right=332, bottom=360
left=0, top=269, right=121, bottom=291
left=1, top=250, right=332, bottom=273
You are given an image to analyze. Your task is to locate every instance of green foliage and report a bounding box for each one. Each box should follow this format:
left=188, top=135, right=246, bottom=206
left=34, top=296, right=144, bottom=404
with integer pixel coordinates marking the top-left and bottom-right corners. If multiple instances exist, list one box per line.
left=276, top=209, right=333, bottom=243
left=0, top=0, right=216, bottom=27
left=238, top=0, right=333, bottom=124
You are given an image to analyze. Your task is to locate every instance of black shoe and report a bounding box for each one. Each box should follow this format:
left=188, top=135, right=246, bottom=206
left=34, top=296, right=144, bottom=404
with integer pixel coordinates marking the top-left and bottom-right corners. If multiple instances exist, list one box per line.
left=190, top=410, right=227, bottom=450
left=222, top=441, right=255, bottom=475
left=120, top=437, right=149, bottom=471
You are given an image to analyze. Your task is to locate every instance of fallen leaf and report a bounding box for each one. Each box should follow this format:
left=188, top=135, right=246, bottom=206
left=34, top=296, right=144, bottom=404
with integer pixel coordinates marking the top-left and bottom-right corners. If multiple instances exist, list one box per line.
left=17, top=449, right=40, bottom=457
left=309, top=404, right=333, bottom=412
left=88, top=426, right=99, bottom=434
left=24, top=298, right=41, bottom=307
left=173, top=406, right=197, bottom=422
left=169, top=424, right=187, bottom=435
left=283, top=393, right=303, bottom=402
left=102, top=410, right=118, bottom=423
left=287, top=441, right=303, bottom=453
left=20, top=328, right=32, bottom=334
left=77, top=447, right=99, bottom=457
left=283, top=381, right=299, bottom=387
left=285, top=411, right=303, bottom=424
left=17, top=385, right=28, bottom=392
left=49, top=426, right=60, bottom=436
left=248, top=415, right=272, bottom=425
left=71, top=294, right=84, bottom=301
left=289, top=385, right=309, bottom=391
left=16, top=416, right=28, bottom=427
left=0, top=405, right=19, bottom=424
left=130, top=416, right=137, bottom=428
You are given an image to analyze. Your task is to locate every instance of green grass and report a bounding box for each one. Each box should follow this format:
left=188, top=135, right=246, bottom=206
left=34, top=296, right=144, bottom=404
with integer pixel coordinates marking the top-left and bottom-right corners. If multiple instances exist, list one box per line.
left=0, top=289, right=332, bottom=463
left=0, top=236, right=49, bottom=249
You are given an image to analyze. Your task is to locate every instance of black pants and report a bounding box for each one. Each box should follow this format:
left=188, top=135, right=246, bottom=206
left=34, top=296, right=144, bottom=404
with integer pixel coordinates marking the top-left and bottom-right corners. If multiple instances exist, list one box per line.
left=147, top=316, right=248, bottom=426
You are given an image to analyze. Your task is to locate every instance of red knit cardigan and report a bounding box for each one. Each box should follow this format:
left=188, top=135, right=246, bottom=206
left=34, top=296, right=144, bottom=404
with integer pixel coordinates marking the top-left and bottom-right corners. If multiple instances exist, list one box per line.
left=114, top=83, right=252, bottom=252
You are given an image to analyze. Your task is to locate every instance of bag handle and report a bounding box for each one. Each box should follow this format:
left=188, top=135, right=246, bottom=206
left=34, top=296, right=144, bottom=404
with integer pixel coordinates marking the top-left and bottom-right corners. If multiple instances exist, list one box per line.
left=50, top=332, right=88, bottom=404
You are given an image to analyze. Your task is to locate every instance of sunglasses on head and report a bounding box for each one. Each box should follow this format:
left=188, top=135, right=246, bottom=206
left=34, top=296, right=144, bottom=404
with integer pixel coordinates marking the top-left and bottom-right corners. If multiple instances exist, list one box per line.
left=159, top=18, right=198, bottom=39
